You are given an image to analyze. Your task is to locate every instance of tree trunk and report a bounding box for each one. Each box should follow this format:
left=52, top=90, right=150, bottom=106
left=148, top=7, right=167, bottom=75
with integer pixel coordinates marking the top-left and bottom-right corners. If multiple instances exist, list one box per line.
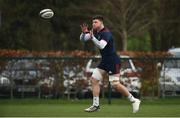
left=121, top=29, right=128, bottom=51
left=149, top=27, right=158, bottom=51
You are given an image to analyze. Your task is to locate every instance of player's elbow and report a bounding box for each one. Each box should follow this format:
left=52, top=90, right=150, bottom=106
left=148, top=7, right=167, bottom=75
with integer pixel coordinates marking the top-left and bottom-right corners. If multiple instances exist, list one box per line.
left=98, top=40, right=107, bottom=49
left=98, top=45, right=106, bottom=50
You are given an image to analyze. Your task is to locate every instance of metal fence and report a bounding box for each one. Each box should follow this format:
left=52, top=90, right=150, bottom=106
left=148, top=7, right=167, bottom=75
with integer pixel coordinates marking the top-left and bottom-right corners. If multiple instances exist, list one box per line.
left=0, top=56, right=180, bottom=99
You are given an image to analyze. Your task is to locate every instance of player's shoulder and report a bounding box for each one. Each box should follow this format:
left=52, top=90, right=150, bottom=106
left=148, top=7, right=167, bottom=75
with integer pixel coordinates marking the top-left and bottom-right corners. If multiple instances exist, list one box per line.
left=100, top=27, right=112, bottom=37
left=101, top=27, right=110, bottom=33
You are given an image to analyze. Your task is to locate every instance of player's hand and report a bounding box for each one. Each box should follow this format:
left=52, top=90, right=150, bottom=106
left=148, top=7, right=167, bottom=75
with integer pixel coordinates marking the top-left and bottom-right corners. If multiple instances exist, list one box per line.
left=90, top=29, right=94, bottom=39
left=80, top=23, right=89, bottom=33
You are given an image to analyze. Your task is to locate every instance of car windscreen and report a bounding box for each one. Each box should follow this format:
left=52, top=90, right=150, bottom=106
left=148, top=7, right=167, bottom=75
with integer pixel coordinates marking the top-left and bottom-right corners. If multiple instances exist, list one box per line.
left=164, top=60, right=180, bottom=68
left=121, top=60, right=131, bottom=69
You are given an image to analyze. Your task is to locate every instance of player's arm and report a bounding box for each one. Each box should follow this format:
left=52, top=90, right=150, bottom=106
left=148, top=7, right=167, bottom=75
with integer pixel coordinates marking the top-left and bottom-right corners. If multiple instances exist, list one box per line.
left=91, top=35, right=107, bottom=49
left=80, top=33, right=91, bottom=41
left=90, top=30, right=108, bottom=49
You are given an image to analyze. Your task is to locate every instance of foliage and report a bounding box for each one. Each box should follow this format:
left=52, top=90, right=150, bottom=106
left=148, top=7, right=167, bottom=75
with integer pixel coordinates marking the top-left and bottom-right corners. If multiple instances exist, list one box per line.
left=0, top=49, right=170, bottom=58
left=127, top=33, right=151, bottom=51
left=0, top=0, right=180, bottom=51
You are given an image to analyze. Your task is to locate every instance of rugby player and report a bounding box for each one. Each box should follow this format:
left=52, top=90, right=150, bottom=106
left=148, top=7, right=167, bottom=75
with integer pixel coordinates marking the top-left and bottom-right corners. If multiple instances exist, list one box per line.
left=80, top=15, right=141, bottom=113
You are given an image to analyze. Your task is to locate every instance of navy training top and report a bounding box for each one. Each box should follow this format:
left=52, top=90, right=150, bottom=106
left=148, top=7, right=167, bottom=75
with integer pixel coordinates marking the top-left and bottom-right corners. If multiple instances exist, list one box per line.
left=93, top=27, right=120, bottom=64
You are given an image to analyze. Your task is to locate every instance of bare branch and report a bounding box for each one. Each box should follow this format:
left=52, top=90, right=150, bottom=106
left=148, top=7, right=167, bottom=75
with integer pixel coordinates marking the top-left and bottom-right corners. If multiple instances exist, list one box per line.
left=128, top=20, right=154, bottom=36
left=127, top=1, right=151, bottom=27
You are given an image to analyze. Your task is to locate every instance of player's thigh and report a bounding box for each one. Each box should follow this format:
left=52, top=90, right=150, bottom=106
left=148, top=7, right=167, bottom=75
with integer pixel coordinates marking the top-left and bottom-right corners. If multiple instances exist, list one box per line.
left=98, top=68, right=106, bottom=75
left=108, top=63, right=121, bottom=86
left=91, top=68, right=106, bottom=81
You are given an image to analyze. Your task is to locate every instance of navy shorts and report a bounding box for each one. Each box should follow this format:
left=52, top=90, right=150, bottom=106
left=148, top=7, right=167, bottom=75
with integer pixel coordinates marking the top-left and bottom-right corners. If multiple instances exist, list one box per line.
left=97, top=55, right=120, bottom=75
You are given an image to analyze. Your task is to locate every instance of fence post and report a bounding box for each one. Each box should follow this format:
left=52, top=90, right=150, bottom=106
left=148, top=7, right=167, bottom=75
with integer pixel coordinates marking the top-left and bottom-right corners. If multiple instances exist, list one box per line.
left=10, top=68, right=14, bottom=99
left=108, top=82, right=111, bottom=104
left=156, top=60, right=161, bottom=98
left=10, top=78, right=14, bottom=99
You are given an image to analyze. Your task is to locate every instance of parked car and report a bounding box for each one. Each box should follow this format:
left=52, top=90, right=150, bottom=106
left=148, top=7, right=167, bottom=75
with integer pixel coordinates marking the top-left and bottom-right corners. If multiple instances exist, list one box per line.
left=0, top=59, right=55, bottom=98
left=85, top=55, right=141, bottom=97
left=0, top=76, right=11, bottom=98
left=0, top=76, right=10, bottom=85
left=159, top=48, right=180, bottom=96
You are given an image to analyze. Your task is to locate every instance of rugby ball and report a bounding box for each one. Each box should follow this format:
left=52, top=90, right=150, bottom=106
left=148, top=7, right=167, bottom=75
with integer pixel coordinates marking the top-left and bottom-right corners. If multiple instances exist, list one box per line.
left=39, top=9, right=54, bottom=19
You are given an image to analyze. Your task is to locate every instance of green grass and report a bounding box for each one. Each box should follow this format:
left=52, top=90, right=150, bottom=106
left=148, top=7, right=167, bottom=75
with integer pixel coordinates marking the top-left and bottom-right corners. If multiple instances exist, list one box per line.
left=0, top=98, right=180, bottom=117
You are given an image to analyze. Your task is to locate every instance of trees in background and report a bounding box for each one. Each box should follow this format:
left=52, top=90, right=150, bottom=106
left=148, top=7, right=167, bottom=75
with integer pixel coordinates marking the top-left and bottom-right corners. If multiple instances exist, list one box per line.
left=0, top=0, right=180, bottom=51
left=100, top=0, right=154, bottom=51
left=155, top=0, right=180, bottom=51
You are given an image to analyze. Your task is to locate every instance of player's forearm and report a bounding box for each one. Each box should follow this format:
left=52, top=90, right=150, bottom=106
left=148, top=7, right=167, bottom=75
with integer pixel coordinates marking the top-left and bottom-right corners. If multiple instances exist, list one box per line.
left=80, top=33, right=85, bottom=41
left=91, top=36, right=107, bottom=49
left=80, top=33, right=91, bottom=41
left=80, top=33, right=107, bottom=49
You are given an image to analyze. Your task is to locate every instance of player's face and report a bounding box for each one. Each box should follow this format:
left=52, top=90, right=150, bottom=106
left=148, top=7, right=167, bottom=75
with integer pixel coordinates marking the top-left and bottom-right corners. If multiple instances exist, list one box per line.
left=92, top=19, right=103, bottom=31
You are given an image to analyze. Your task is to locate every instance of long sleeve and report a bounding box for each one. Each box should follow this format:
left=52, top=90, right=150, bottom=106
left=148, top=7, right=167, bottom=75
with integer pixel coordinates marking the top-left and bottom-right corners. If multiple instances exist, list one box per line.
left=80, top=33, right=91, bottom=42
left=91, top=36, right=107, bottom=49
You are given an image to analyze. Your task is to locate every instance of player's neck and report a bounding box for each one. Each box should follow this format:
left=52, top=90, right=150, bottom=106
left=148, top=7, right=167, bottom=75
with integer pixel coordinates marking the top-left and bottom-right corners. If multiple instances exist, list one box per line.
left=97, top=25, right=104, bottom=32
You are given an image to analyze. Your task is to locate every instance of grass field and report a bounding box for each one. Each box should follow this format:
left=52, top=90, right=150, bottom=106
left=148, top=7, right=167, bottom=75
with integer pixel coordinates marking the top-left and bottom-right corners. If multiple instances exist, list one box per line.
left=0, top=98, right=180, bottom=117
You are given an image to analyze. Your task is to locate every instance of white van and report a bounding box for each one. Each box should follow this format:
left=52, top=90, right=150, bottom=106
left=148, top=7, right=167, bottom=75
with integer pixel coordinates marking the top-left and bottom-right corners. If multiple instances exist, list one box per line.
left=159, top=48, right=180, bottom=96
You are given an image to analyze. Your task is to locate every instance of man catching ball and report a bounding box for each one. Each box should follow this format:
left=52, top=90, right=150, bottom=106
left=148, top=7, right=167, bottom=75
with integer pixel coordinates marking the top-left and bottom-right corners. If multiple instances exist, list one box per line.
left=80, top=15, right=141, bottom=113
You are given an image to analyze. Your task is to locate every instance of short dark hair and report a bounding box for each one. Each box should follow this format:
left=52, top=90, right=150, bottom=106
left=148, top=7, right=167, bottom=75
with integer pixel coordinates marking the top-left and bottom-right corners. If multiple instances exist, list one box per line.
left=92, top=15, right=104, bottom=22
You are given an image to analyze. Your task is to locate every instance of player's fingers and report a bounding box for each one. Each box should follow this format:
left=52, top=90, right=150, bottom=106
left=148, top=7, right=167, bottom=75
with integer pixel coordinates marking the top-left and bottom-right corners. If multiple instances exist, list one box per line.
left=80, top=24, right=86, bottom=29
left=83, top=23, right=88, bottom=27
left=81, top=25, right=86, bottom=29
left=91, top=29, right=94, bottom=35
left=82, top=23, right=85, bottom=27
left=89, top=30, right=93, bottom=38
left=80, top=26, right=84, bottom=32
left=85, top=24, right=88, bottom=27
